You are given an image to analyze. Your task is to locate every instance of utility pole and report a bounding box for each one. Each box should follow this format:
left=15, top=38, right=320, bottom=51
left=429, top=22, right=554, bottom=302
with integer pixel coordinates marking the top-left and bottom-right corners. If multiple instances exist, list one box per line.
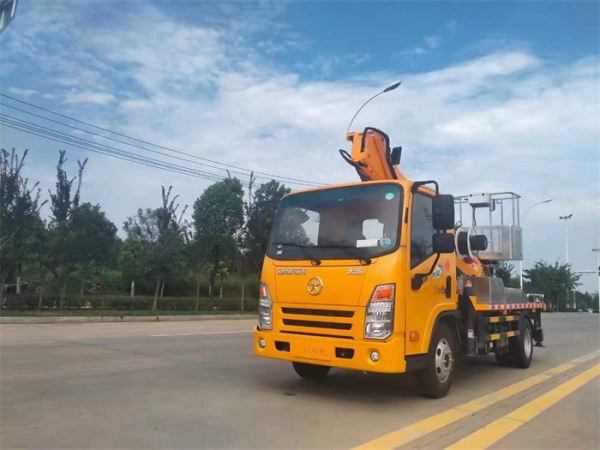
left=559, top=214, right=573, bottom=309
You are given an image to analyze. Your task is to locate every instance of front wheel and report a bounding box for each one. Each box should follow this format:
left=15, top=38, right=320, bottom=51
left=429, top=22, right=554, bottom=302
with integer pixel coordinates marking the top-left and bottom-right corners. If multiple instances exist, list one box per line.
left=292, top=362, right=330, bottom=380
left=417, top=323, right=456, bottom=399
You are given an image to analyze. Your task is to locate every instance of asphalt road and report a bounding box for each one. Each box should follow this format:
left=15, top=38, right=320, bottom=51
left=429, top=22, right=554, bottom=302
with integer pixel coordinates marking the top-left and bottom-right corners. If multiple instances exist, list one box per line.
left=1, top=313, right=598, bottom=449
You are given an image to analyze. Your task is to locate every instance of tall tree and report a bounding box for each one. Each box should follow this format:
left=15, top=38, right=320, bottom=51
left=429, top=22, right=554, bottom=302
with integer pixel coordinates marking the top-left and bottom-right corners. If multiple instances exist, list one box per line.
left=47, top=150, right=88, bottom=309
left=193, top=178, right=245, bottom=297
left=0, top=148, right=45, bottom=301
left=244, top=180, right=290, bottom=270
left=122, top=186, right=188, bottom=310
left=524, top=261, right=581, bottom=311
left=72, top=203, right=118, bottom=294
left=494, top=261, right=515, bottom=287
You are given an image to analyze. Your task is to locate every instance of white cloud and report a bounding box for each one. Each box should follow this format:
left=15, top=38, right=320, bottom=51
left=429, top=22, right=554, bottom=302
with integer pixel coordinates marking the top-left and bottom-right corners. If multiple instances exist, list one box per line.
left=8, top=87, right=38, bottom=97
left=1, top=2, right=598, bottom=292
left=64, top=91, right=116, bottom=106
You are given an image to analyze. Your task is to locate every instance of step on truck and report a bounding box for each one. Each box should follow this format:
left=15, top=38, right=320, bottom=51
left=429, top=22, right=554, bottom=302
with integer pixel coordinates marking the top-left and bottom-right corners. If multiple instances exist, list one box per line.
left=254, top=126, right=544, bottom=398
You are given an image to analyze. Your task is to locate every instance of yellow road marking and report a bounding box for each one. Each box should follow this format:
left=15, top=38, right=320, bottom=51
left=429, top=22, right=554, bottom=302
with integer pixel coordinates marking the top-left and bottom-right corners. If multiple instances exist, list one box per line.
left=351, top=349, right=599, bottom=450
left=446, top=364, right=600, bottom=450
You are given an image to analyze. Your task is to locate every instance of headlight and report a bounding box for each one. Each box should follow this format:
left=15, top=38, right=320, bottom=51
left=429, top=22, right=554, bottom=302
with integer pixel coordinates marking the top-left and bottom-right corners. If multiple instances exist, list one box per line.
left=364, top=284, right=395, bottom=340
left=258, top=282, right=273, bottom=330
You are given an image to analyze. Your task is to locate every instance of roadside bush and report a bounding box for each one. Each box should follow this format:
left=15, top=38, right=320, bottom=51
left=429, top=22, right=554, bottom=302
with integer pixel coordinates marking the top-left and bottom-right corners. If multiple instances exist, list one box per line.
left=1, top=294, right=258, bottom=312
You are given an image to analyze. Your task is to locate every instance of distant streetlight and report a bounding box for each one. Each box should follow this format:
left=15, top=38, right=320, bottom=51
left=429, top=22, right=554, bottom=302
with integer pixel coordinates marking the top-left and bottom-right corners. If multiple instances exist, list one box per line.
left=558, top=214, right=573, bottom=310
left=593, top=249, right=600, bottom=301
left=559, top=214, right=573, bottom=264
left=342, top=81, right=401, bottom=182
left=519, top=198, right=553, bottom=289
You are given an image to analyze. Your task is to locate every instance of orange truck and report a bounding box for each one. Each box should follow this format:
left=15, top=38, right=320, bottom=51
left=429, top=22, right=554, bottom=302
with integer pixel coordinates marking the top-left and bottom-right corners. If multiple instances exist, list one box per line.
left=254, top=127, right=544, bottom=398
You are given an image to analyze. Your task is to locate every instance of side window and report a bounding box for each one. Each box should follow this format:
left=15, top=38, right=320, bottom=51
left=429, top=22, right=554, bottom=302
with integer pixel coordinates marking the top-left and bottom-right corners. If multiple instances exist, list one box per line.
left=410, top=193, right=434, bottom=268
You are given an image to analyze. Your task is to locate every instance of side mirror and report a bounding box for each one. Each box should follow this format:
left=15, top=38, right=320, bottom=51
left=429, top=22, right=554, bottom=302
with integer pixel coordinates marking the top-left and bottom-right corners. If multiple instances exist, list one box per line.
left=432, top=233, right=455, bottom=254
left=390, top=147, right=402, bottom=165
left=432, top=194, right=455, bottom=231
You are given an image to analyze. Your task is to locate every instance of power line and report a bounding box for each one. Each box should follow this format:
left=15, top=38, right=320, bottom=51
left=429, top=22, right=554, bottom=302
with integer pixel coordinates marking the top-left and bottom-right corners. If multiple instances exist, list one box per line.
left=0, top=119, right=252, bottom=186
left=0, top=93, right=323, bottom=186
left=0, top=103, right=318, bottom=187
left=0, top=112, right=297, bottom=187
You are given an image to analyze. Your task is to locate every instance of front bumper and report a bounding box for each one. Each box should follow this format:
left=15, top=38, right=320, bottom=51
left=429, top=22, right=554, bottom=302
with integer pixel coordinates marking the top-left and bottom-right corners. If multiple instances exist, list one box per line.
left=254, top=327, right=406, bottom=373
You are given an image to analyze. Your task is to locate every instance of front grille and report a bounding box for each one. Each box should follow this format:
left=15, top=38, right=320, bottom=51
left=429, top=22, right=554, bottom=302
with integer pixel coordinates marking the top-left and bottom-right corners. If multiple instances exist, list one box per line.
left=282, top=319, right=352, bottom=330
left=279, top=305, right=357, bottom=339
left=282, top=307, right=354, bottom=318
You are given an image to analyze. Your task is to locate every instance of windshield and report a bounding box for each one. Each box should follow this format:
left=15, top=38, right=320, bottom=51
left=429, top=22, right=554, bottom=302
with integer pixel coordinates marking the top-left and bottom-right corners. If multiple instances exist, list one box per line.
left=268, top=183, right=403, bottom=261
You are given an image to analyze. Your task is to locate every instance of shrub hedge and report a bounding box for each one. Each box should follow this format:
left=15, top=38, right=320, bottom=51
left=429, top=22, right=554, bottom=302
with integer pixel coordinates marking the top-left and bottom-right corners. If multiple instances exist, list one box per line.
left=1, top=294, right=258, bottom=312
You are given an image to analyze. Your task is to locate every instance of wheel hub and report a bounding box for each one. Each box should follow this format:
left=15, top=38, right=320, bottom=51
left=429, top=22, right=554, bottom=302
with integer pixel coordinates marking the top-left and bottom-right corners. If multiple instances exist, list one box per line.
left=435, top=338, right=453, bottom=383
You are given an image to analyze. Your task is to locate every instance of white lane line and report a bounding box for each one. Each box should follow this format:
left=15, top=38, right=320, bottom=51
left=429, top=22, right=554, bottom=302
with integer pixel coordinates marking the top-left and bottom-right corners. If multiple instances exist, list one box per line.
left=150, top=330, right=253, bottom=337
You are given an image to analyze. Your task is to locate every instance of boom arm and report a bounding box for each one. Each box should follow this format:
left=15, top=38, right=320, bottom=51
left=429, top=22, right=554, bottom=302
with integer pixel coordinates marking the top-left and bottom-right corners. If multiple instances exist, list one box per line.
left=341, top=128, right=406, bottom=182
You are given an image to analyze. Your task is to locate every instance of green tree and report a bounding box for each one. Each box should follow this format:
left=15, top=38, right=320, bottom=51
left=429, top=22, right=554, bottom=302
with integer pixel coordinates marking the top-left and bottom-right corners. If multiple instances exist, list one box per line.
left=72, top=203, right=118, bottom=294
left=244, top=180, right=290, bottom=270
left=494, top=261, right=515, bottom=287
left=193, top=178, right=245, bottom=297
left=46, top=150, right=88, bottom=309
left=122, top=186, right=188, bottom=310
left=524, top=261, right=581, bottom=311
left=0, top=148, right=45, bottom=301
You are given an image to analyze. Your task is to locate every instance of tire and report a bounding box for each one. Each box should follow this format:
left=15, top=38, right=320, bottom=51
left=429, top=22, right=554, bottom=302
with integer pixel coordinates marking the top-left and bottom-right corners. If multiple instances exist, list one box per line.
left=495, top=317, right=533, bottom=369
left=417, top=322, right=456, bottom=399
left=292, top=362, right=331, bottom=380
left=511, top=317, right=533, bottom=369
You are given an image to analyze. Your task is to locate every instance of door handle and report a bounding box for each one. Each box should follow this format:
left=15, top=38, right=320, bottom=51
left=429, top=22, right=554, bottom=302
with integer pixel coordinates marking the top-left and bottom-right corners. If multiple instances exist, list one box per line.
left=445, top=275, right=452, bottom=298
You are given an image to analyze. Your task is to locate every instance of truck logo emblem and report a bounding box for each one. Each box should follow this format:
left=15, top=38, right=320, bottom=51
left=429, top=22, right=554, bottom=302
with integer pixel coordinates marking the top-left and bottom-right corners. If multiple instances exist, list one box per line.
left=307, top=277, right=323, bottom=295
left=278, top=269, right=307, bottom=275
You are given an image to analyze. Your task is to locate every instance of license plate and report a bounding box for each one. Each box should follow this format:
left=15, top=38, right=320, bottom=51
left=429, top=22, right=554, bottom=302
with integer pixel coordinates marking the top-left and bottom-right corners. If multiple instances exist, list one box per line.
left=293, top=343, right=331, bottom=361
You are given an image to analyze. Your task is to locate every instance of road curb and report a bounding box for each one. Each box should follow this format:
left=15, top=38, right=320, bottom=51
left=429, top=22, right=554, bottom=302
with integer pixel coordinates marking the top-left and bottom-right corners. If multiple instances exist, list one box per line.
left=0, top=314, right=254, bottom=324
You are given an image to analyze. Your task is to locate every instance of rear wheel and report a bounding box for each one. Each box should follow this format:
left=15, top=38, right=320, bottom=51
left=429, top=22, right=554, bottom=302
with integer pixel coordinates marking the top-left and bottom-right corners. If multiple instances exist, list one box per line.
left=417, top=323, right=455, bottom=399
left=495, top=317, right=533, bottom=369
left=511, top=317, right=533, bottom=368
left=292, top=362, right=330, bottom=380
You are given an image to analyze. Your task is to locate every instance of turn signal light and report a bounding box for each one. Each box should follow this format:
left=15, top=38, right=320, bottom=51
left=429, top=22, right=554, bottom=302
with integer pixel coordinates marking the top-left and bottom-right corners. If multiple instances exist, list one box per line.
left=372, top=285, right=395, bottom=302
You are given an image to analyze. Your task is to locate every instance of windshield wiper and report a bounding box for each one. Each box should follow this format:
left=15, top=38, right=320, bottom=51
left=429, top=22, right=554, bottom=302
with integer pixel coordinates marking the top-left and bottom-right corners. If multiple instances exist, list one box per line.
left=317, top=243, right=373, bottom=265
left=271, top=242, right=322, bottom=266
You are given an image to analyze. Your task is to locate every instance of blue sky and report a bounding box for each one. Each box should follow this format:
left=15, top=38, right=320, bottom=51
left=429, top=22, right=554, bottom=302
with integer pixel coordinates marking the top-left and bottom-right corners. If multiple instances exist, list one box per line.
left=0, top=0, right=598, bottom=292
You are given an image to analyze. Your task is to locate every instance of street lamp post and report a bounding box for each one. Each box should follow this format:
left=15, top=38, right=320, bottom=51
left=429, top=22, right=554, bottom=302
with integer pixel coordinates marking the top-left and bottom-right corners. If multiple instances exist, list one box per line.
left=559, top=214, right=573, bottom=264
left=342, top=81, right=401, bottom=182
left=519, top=198, right=553, bottom=289
left=559, top=214, right=573, bottom=309
left=593, top=249, right=600, bottom=303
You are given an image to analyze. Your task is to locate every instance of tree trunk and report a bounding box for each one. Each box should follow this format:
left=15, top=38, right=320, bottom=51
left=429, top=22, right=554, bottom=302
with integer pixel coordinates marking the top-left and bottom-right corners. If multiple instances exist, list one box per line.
left=219, top=281, right=223, bottom=299
left=152, top=278, right=161, bottom=311
left=160, top=282, right=165, bottom=298
left=60, top=278, right=67, bottom=310
left=195, top=281, right=200, bottom=311
left=131, top=280, right=135, bottom=297
left=16, top=275, right=21, bottom=294
left=38, top=284, right=44, bottom=310
left=80, top=279, right=85, bottom=296
left=0, top=275, right=5, bottom=306
left=241, top=278, right=246, bottom=312
left=210, top=252, right=218, bottom=298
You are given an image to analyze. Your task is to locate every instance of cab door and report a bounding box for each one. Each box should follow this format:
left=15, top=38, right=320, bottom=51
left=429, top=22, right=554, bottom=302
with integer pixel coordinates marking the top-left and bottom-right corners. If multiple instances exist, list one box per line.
left=404, top=191, right=456, bottom=356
